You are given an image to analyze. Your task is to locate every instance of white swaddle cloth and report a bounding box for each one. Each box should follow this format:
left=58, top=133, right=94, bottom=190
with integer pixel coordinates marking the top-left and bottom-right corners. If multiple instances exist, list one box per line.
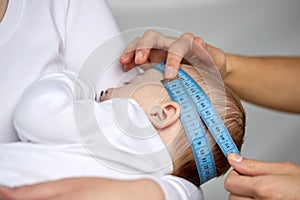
left=0, top=71, right=173, bottom=186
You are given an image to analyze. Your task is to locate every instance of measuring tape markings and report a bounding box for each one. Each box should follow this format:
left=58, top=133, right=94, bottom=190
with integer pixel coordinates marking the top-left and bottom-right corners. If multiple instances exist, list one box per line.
left=177, top=69, right=240, bottom=157
left=155, top=63, right=217, bottom=183
left=154, top=62, right=240, bottom=184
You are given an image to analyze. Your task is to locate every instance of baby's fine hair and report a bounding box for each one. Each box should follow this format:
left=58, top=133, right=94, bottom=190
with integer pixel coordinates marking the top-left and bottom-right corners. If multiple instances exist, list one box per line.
left=166, top=65, right=246, bottom=186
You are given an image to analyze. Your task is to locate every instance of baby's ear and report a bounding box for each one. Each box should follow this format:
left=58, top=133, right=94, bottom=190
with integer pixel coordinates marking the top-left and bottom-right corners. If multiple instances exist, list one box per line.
left=149, top=102, right=181, bottom=129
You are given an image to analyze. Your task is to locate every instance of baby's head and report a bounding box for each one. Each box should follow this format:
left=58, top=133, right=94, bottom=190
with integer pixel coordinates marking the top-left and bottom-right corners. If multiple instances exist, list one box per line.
left=102, top=64, right=245, bottom=186
left=165, top=65, right=245, bottom=186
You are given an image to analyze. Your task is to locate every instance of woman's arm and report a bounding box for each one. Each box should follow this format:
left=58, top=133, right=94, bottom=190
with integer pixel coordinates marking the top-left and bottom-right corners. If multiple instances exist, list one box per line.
left=0, top=178, right=164, bottom=200
left=0, top=176, right=203, bottom=200
left=120, top=30, right=300, bottom=113
left=225, top=55, right=300, bottom=113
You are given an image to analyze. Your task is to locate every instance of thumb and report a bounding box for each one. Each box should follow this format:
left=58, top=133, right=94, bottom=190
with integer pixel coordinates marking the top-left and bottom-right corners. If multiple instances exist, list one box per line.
left=228, top=153, right=290, bottom=176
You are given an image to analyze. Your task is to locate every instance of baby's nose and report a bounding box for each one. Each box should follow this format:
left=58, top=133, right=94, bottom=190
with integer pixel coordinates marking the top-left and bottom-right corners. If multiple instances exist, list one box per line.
left=99, top=88, right=113, bottom=102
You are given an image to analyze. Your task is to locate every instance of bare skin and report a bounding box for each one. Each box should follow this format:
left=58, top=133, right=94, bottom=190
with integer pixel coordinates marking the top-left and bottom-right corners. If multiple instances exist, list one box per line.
left=120, top=30, right=300, bottom=199
left=0, top=0, right=8, bottom=23
left=120, top=30, right=300, bottom=113
left=0, top=8, right=168, bottom=200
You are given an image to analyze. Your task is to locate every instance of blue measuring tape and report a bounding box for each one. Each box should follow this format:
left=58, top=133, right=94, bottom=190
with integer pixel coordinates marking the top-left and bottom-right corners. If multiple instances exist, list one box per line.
left=154, top=62, right=240, bottom=184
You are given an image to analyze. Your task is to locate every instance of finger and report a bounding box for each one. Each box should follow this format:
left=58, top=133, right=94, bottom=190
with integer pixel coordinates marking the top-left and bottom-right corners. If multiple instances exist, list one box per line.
left=228, top=153, right=294, bottom=176
left=194, top=37, right=207, bottom=50
left=123, top=60, right=136, bottom=72
left=148, top=49, right=168, bottom=64
left=165, top=52, right=183, bottom=79
left=119, top=37, right=140, bottom=65
left=135, top=30, right=177, bottom=65
left=134, top=30, right=164, bottom=65
left=165, top=33, right=195, bottom=79
left=224, top=170, right=257, bottom=197
left=134, top=49, right=150, bottom=65
left=121, top=30, right=174, bottom=70
left=228, top=193, right=254, bottom=200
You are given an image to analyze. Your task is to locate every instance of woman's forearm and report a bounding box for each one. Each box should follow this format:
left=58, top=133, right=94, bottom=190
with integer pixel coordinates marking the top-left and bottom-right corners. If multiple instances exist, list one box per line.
left=224, top=54, right=300, bottom=113
left=0, top=178, right=166, bottom=200
left=113, top=179, right=165, bottom=200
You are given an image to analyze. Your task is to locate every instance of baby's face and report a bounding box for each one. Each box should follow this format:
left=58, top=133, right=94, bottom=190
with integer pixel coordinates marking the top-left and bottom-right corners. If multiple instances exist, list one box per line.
left=101, top=68, right=167, bottom=113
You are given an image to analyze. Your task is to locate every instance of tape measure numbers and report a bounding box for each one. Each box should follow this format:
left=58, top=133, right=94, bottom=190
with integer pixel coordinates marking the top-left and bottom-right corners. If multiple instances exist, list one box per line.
left=177, top=68, right=240, bottom=157
left=161, top=77, right=217, bottom=183
left=154, top=62, right=240, bottom=184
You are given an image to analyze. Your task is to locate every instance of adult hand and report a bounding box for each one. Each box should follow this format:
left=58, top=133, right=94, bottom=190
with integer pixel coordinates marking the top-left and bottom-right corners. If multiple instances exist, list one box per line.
left=119, top=30, right=226, bottom=79
left=225, top=153, right=300, bottom=200
left=0, top=177, right=163, bottom=200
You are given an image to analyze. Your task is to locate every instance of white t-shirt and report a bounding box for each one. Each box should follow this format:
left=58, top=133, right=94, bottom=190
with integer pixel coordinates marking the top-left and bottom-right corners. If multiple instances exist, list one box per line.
left=0, top=0, right=122, bottom=142
left=0, top=1, right=203, bottom=199
left=1, top=96, right=174, bottom=187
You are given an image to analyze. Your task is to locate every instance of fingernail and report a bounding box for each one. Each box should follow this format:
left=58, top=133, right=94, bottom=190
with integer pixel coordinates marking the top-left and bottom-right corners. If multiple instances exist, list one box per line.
left=194, top=37, right=206, bottom=48
left=194, top=37, right=202, bottom=45
left=135, top=50, right=143, bottom=63
left=228, top=153, right=243, bottom=163
left=165, top=66, right=174, bottom=79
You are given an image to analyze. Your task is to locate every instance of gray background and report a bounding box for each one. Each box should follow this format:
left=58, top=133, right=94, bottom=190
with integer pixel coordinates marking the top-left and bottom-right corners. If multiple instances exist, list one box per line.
left=107, top=0, right=300, bottom=199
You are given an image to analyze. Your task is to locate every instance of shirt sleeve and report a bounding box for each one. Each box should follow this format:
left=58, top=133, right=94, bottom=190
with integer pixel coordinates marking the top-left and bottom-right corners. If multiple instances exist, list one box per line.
left=13, top=70, right=87, bottom=144
left=62, top=0, right=136, bottom=92
left=63, top=0, right=122, bottom=71
left=151, top=175, right=204, bottom=200
left=14, top=70, right=204, bottom=200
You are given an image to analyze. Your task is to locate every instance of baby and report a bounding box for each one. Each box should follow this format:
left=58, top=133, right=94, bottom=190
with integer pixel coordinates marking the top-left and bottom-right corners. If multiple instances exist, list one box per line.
left=0, top=63, right=245, bottom=187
